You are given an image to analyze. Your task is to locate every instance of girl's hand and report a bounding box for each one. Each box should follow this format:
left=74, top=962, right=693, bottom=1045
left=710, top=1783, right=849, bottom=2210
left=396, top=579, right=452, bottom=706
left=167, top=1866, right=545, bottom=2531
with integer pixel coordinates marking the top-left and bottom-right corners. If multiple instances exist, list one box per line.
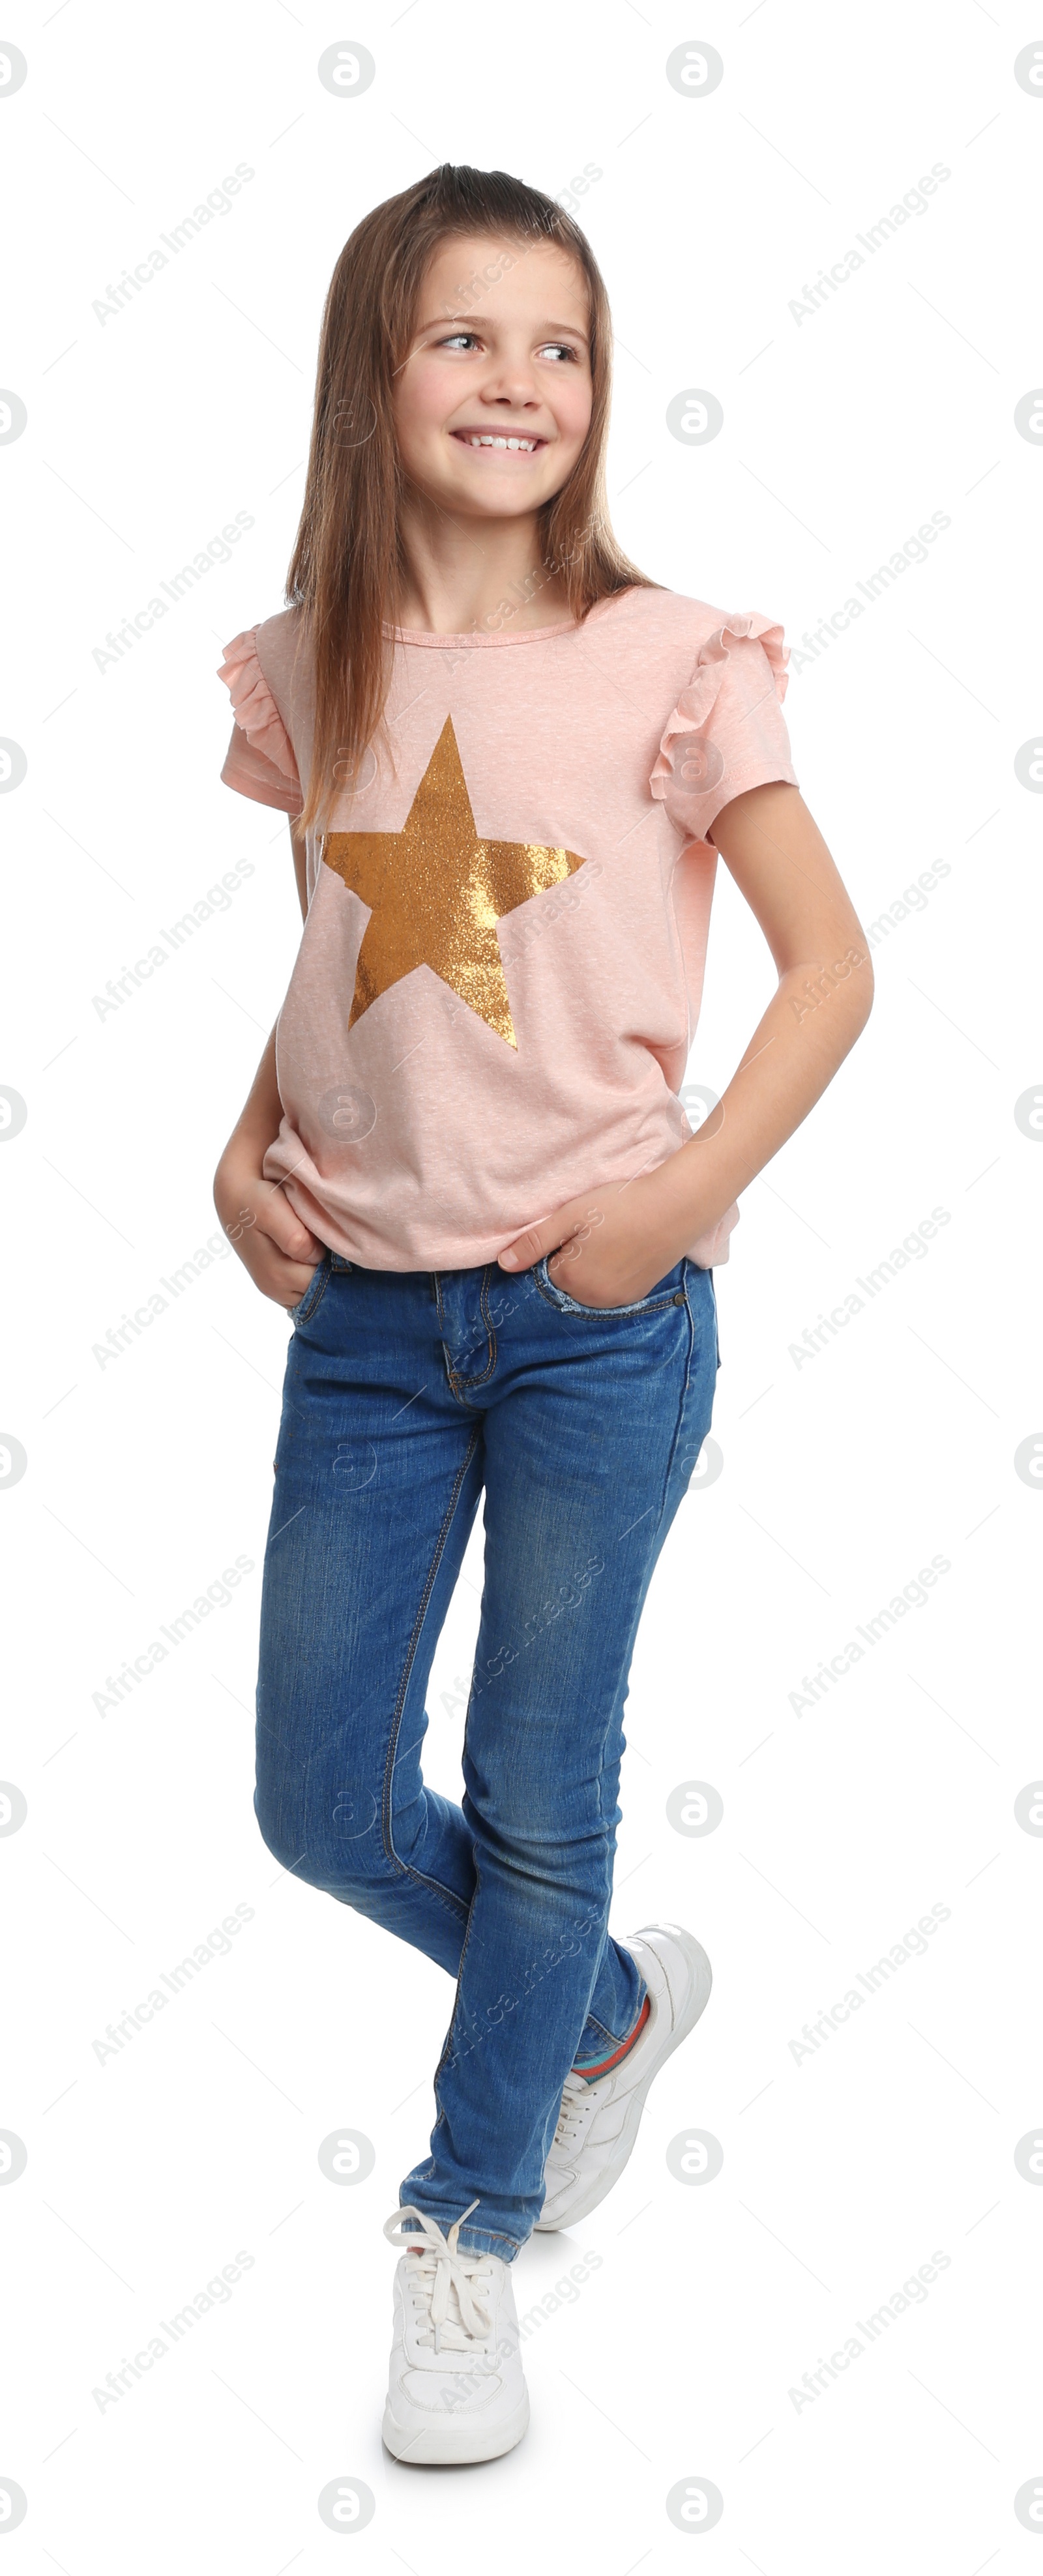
left=214, top=1127, right=325, bottom=1310
left=501, top=789, right=874, bottom=1309
left=214, top=1014, right=324, bottom=1310
left=497, top=1169, right=688, bottom=1307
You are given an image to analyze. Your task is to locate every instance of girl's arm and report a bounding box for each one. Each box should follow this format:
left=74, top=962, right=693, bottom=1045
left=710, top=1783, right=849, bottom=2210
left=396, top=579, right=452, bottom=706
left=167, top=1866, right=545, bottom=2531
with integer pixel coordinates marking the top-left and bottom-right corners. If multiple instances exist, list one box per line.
left=499, top=781, right=874, bottom=1301
left=213, top=826, right=325, bottom=1307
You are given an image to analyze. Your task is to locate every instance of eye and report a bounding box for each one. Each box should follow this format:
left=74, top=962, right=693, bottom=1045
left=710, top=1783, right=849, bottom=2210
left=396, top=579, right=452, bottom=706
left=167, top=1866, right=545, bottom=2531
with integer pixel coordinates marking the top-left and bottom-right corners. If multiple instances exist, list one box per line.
left=537, top=341, right=581, bottom=363
left=437, top=331, right=481, bottom=351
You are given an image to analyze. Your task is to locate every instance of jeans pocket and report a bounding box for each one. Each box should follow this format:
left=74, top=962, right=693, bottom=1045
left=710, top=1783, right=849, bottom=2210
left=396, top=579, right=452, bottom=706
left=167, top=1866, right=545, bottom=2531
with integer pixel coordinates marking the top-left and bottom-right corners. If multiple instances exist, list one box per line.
left=533, top=1254, right=689, bottom=1318
left=287, top=1249, right=332, bottom=1325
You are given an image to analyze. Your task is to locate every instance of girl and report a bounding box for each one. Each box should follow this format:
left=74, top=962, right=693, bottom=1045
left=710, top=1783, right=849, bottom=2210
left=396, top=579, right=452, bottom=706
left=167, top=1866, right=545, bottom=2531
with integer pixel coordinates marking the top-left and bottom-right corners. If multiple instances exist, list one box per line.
left=213, top=163, right=872, bottom=2467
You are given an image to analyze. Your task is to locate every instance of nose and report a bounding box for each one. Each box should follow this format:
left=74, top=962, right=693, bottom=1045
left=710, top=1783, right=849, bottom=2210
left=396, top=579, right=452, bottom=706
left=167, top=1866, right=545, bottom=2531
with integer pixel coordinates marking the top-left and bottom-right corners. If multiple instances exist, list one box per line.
left=477, top=351, right=544, bottom=411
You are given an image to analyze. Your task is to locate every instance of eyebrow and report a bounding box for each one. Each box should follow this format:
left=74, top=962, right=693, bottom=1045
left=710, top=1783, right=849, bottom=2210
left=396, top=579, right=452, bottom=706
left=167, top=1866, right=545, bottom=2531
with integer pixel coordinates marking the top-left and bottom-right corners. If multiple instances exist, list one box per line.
left=417, top=311, right=590, bottom=345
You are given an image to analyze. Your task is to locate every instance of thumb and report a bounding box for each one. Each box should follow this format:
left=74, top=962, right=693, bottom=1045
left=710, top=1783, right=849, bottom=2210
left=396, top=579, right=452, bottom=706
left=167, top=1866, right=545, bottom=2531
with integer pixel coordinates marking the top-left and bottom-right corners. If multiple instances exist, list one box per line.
left=498, top=1224, right=548, bottom=1273
left=500, top=1194, right=593, bottom=1271
left=259, top=1187, right=324, bottom=1264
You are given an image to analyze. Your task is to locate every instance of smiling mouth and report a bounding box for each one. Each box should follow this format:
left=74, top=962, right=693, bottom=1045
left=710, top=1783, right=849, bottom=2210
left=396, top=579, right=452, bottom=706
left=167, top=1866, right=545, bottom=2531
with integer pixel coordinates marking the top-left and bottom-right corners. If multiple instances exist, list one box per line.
left=450, top=431, right=546, bottom=454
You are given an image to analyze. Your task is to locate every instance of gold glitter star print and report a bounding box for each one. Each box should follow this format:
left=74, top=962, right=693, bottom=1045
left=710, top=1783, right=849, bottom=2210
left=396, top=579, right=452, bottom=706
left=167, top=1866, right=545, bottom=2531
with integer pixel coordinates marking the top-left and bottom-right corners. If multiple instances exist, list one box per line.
left=321, top=716, right=588, bottom=1049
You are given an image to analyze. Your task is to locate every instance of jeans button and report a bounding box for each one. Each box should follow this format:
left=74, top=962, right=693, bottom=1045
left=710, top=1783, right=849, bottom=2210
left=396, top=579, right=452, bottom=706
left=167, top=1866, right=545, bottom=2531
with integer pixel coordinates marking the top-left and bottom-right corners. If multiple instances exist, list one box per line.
left=673, top=1290, right=687, bottom=1306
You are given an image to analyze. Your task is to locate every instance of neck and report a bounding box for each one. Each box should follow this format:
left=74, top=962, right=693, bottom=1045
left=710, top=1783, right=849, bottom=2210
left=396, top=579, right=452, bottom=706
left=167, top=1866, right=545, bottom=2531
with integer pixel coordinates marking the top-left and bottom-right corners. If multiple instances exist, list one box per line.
left=392, top=491, right=573, bottom=638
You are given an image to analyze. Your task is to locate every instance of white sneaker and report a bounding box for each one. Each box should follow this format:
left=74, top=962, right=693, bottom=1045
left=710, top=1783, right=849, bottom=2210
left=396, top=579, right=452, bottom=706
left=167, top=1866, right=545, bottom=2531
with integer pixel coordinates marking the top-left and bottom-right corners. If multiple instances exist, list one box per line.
left=536, top=1922, right=712, bottom=2233
left=381, top=2201, right=530, bottom=2465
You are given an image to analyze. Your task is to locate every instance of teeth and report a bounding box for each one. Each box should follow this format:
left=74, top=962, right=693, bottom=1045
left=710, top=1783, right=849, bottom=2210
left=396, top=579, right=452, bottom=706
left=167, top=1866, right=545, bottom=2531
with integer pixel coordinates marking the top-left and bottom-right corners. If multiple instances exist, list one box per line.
left=464, top=434, right=538, bottom=452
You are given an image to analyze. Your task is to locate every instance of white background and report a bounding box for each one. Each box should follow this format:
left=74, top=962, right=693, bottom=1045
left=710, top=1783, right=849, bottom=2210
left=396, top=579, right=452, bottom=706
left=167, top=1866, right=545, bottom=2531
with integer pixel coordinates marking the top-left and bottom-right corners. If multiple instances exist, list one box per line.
left=2, top=1, right=1040, bottom=2568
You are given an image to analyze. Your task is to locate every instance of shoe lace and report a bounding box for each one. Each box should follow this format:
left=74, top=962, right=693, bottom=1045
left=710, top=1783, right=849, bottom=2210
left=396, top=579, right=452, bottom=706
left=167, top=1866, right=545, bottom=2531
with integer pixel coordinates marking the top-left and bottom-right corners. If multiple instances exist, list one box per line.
left=384, top=2201, right=494, bottom=2354
left=551, top=2068, right=602, bottom=2149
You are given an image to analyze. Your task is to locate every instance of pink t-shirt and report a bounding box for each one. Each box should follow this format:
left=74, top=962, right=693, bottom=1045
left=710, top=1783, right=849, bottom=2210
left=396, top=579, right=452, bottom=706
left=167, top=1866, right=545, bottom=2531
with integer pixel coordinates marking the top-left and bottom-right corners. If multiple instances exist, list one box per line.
left=218, top=585, right=798, bottom=1271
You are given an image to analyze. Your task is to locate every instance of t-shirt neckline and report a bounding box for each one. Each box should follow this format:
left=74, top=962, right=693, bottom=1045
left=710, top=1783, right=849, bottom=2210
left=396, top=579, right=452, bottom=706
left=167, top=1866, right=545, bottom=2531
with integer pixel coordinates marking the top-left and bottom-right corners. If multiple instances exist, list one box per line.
left=382, top=615, right=578, bottom=649
left=381, top=592, right=634, bottom=649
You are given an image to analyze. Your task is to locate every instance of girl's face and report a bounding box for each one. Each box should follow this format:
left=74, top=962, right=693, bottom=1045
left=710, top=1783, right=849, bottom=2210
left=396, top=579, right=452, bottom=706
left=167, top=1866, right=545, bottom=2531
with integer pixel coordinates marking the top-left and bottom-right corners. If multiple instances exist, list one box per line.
left=392, top=233, right=594, bottom=519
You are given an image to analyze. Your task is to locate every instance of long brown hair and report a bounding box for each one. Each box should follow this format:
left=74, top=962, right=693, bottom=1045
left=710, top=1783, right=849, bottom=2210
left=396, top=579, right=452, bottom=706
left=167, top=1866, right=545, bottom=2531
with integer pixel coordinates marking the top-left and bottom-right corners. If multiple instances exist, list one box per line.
left=286, top=164, right=654, bottom=833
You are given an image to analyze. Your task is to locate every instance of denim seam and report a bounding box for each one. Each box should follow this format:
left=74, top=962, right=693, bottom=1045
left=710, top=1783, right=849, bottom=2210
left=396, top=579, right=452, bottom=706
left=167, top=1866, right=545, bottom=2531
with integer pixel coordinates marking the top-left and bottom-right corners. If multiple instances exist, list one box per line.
left=681, top=1262, right=696, bottom=1397
left=664, top=1281, right=698, bottom=1471
left=379, top=1425, right=482, bottom=1928
left=576, top=1984, right=649, bottom=2059
left=431, top=1851, right=482, bottom=2091
left=438, top=1266, right=499, bottom=1402
left=580, top=2010, right=621, bottom=2049
left=475, top=1266, right=499, bottom=1380
left=604, top=1288, right=697, bottom=1707
left=445, top=1354, right=495, bottom=1398
left=428, top=1654, right=493, bottom=2094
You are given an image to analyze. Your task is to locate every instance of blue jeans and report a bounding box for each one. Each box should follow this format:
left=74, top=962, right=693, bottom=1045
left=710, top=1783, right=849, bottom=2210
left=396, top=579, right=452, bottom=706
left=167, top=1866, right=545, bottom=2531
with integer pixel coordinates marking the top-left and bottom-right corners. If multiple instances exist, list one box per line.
left=254, top=1248, right=719, bottom=2258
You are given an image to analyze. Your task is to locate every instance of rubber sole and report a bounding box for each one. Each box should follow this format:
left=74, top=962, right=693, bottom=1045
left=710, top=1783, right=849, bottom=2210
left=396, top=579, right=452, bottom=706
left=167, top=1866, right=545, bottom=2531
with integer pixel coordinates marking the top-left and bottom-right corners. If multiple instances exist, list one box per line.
left=381, top=2388, right=530, bottom=2465
left=535, top=1931, right=713, bottom=2233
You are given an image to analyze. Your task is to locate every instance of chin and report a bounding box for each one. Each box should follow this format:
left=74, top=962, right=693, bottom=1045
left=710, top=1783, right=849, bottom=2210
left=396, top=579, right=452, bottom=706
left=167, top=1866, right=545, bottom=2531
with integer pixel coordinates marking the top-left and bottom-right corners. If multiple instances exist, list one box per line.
left=445, top=476, right=551, bottom=516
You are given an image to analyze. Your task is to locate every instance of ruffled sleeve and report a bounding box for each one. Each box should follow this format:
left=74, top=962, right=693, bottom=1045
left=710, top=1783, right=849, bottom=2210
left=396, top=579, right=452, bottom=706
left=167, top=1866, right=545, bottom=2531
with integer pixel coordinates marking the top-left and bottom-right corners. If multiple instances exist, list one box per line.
left=217, top=626, right=302, bottom=815
left=649, top=611, right=798, bottom=845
